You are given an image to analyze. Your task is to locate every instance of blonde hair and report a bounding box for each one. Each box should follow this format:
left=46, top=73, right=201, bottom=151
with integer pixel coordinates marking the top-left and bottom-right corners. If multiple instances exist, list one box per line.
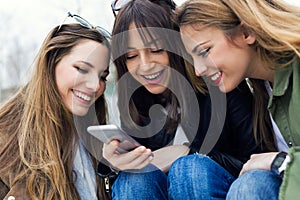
left=175, top=0, right=300, bottom=151
left=176, top=0, right=300, bottom=67
left=0, top=24, right=110, bottom=199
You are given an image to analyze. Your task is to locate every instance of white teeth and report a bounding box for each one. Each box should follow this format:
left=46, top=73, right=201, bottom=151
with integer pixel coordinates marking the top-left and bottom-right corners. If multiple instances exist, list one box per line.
left=73, top=91, right=92, bottom=101
left=143, top=71, right=162, bottom=80
left=211, top=72, right=221, bottom=81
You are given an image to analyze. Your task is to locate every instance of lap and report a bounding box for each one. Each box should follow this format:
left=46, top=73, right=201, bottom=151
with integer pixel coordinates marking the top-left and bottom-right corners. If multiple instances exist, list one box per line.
left=226, top=170, right=282, bottom=200
left=112, top=154, right=236, bottom=200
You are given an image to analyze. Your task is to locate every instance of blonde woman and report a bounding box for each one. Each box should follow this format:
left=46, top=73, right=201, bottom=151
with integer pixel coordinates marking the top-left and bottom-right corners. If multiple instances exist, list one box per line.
left=176, top=0, right=300, bottom=199
left=0, top=20, right=111, bottom=199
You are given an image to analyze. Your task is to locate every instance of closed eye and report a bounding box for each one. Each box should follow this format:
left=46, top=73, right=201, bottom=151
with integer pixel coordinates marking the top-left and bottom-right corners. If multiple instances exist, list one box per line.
left=74, top=66, right=88, bottom=74
left=126, top=54, right=137, bottom=60
left=197, top=47, right=210, bottom=57
left=151, top=48, right=164, bottom=53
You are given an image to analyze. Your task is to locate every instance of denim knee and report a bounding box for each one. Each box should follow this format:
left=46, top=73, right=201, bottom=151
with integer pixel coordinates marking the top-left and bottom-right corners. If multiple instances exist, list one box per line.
left=112, top=169, right=168, bottom=200
left=168, top=154, right=235, bottom=200
left=169, top=154, right=210, bottom=171
left=169, top=154, right=232, bottom=182
left=227, top=170, right=282, bottom=200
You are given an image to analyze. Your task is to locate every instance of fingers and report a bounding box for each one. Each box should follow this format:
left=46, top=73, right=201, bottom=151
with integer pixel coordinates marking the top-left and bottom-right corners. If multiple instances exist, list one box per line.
left=239, top=152, right=279, bottom=176
left=120, top=146, right=153, bottom=170
left=102, top=139, right=153, bottom=171
left=103, top=139, right=120, bottom=159
left=239, top=162, right=248, bottom=176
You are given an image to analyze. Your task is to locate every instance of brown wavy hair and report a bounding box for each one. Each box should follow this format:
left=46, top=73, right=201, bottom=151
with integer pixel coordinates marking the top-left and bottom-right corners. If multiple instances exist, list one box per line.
left=0, top=24, right=110, bottom=199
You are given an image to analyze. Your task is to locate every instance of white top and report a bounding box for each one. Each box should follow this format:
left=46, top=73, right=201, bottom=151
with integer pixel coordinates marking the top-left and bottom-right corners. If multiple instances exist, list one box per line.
left=73, top=141, right=97, bottom=200
left=265, top=81, right=289, bottom=152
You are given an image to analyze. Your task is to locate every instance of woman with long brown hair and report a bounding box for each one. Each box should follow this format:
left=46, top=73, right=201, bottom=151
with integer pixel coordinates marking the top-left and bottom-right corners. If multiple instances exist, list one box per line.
left=0, top=17, right=111, bottom=199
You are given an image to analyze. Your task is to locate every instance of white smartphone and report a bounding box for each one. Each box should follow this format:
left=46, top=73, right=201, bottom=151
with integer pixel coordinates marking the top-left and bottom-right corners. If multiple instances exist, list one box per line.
left=87, top=124, right=141, bottom=153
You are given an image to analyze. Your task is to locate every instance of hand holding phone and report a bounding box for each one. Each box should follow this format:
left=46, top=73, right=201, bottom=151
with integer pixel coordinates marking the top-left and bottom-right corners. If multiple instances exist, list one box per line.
left=87, top=124, right=141, bottom=153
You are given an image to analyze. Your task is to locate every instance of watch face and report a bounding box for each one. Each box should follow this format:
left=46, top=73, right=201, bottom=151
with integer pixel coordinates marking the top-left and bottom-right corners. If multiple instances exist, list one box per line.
left=271, top=152, right=288, bottom=176
left=273, top=156, right=285, bottom=167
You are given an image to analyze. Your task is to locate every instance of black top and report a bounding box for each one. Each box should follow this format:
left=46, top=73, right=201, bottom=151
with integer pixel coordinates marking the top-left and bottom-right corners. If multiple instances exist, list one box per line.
left=121, top=80, right=265, bottom=177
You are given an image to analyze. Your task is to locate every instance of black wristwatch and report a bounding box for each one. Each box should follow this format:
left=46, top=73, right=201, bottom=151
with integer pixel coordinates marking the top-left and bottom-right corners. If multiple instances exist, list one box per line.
left=270, top=152, right=291, bottom=177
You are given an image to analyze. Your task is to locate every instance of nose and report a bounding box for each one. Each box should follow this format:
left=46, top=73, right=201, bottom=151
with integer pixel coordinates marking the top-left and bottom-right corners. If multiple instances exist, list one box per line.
left=140, top=50, right=151, bottom=67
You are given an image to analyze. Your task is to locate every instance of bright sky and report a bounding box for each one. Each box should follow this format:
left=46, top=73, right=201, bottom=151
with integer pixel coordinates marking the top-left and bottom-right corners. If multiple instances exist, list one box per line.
left=0, top=0, right=299, bottom=89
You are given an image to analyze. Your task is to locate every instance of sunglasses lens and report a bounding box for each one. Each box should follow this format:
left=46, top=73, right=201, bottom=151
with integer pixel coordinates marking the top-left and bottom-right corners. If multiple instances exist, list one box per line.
left=73, top=16, right=93, bottom=29
left=113, top=0, right=131, bottom=11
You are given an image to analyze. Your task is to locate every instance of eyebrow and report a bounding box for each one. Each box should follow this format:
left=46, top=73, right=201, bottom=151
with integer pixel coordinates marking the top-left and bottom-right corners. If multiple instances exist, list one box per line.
left=192, top=41, right=210, bottom=54
left=127, top=47, right=135, bottom=50
left=79, top=61, right=94, bottom=68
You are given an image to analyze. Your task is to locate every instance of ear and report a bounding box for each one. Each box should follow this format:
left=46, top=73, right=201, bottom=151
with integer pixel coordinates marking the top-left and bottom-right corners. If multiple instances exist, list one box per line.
left=240, top=24, right=256, bottom=45
left=243, top=30, right=256, bottom=45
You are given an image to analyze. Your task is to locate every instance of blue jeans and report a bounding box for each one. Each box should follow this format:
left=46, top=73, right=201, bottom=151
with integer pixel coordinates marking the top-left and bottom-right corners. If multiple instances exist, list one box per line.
left=112, top=154, right=235, bottom=200
left=226, top=170, right=282, bottom=200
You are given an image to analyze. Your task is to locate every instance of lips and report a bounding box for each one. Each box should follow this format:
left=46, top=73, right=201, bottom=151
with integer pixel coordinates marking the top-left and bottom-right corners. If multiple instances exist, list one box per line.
left=141, top=69, right=165, bottom=85
left=73, top=90, right=93, bottom=102
left=208, top=71, right=222, bottom=85
left=142, top=70, right=163, bottom=80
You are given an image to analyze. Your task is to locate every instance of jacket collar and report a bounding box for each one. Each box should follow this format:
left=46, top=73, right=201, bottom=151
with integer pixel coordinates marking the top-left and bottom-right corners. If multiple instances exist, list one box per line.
left=272, top=60, right=297, bottom=96
left=273, top=67, right=292, bottom=96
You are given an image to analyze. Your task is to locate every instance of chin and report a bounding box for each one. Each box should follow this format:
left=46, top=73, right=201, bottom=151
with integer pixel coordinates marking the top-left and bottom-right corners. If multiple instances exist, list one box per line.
left=71, top=109, right=89, bottom=117
left=145, top=85, right=167, bottom=94
left=218, top=85, right=227, bottom=93
left=219, top=83, right=237, bottom=93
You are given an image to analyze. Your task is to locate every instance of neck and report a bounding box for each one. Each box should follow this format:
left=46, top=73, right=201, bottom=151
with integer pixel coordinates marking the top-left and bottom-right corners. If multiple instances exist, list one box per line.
left=248, top=57, right=274, bottom=83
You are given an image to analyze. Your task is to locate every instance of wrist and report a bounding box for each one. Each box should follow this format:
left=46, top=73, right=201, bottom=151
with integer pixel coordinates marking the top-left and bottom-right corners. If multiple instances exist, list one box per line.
left=97, top=162, right=118, bottom=179
left=270, top=152, right=291, bottom=177
left=109, top=165, right=120, bottom=174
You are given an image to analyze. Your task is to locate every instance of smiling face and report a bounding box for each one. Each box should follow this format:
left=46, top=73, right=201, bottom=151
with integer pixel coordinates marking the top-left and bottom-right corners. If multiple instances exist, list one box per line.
left=125, top=23, right=171, bottom=94
left=180, top=24, right=256, bottom=93
left=55, top=39, right=109, bottom=116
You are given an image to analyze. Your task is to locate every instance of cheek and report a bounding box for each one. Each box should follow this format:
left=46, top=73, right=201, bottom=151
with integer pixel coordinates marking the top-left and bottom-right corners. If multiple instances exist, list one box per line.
left=55, top=74, right=65, bottom=97
left=125, top=60, right=136, bottom=73
left=127, top=64, right=139, bottom=79
left=55, top=66, right=74, bottom=94
left=210, top=52, right=236, bottom=71
left=160, top=53, right=170, bottom=66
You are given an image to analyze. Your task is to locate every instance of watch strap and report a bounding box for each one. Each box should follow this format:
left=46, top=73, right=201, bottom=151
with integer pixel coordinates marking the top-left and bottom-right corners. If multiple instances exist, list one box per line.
left=271, top=152, right=289, bottom=176
left=278, top=154, right=291, bottom=174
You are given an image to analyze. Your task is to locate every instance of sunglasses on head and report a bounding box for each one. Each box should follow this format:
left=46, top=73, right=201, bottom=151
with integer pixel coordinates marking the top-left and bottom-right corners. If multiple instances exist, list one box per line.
left=58, top=12, right=112, bottom=40
left=111, top=0, right=175, bottom=17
